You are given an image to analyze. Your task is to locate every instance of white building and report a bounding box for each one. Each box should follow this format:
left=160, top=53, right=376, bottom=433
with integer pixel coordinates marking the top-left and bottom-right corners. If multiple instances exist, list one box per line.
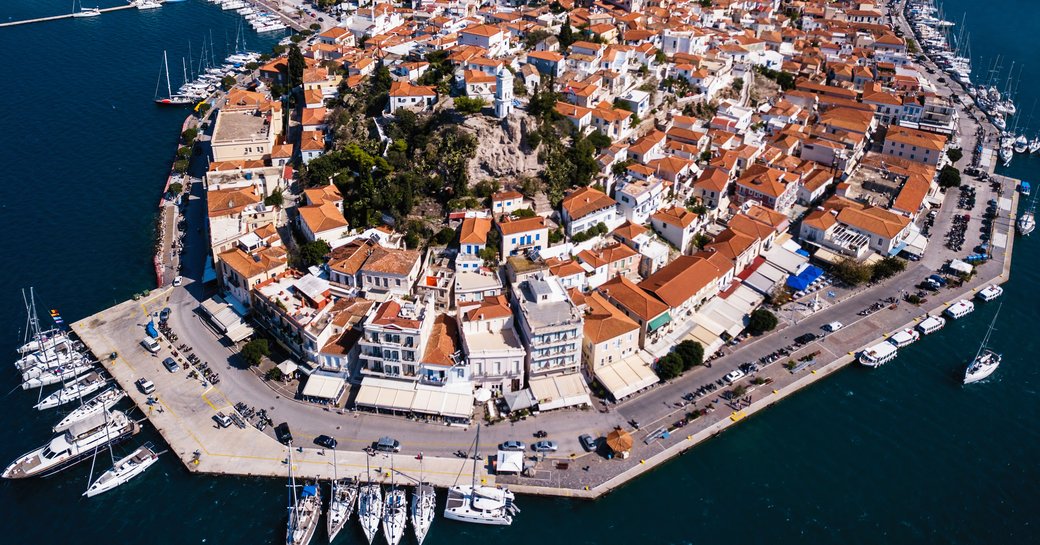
left=459, top=296, right=526, bottom=393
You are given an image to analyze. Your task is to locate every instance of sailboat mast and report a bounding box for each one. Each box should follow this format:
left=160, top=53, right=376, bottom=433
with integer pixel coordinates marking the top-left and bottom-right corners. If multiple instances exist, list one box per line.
left=163, top=50, right=172, bottom=99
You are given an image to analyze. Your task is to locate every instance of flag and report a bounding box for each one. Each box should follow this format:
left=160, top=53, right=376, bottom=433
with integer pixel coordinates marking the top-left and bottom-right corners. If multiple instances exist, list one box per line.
left=49, top=309, right=64, bottom=325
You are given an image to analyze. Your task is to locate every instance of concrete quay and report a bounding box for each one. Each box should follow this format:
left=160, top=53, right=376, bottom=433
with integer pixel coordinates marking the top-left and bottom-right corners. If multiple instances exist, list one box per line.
left=0, top=3, right=146, bottom=28
left=71, top=293, right=496, bottom=490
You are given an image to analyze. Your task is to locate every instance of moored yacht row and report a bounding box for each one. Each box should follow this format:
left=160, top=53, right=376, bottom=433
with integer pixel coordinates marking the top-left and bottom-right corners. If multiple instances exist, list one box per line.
left=206, top=0, right=288, bottom=32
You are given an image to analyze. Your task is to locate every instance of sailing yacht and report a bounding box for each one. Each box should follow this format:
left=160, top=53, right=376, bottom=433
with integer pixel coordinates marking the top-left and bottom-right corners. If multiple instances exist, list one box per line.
left=134, top=0, right=162, bottom=9
left=34, top=371, right=108, bottom=410
left=1017, top=191, right=1036, bottom=236
left=53, top=387, right=125, bottom=433
left=326, top=450, right=356, bottom=543
left=357, top=470, right=383, bottom=544
left=84, top=442, right=160, bottom=497
left=964, top=305, right=1002, bottom=384
left=382, top=461, right=406, bottom=545
left=286, top=446, right=321, bottom=545
left=2, top=410, right=137, bottom=479
left=155, top=50, right=193, bottom=106
left=21, top=359, right=94, bottom=390
left=444, top=425, right=518, bottom=526
left=411, top=480, right=435, bottom=545
left=71, top=0, right=100, bottom=17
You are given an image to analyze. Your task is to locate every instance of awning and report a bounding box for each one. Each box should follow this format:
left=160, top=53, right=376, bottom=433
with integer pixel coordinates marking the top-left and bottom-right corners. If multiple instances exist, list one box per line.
left=528, top=373, right=591, bottom=411
left=594, top=357, right=659, bottom=400
left=354, top=377, right=474, bottom=419
left=276, top=360, right=299, bottom=375
left=786, top=265, right=824, bottom=291
left=503, top=389, right=537, bottom=412
left=302, top=374, right=345, bottom=400
left=647, top=312, right=672, bottom=332
left=496, top=450, right=524, bottom=474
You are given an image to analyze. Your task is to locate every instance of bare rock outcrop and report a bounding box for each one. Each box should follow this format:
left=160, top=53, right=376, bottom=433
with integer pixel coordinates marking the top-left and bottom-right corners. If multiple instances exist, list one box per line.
left=462, top=113, right=543, bottom=183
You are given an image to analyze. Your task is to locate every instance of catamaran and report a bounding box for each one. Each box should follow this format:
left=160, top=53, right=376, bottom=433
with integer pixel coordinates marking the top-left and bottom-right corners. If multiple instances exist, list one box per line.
left=286, top=445, right=321, bottom=545
left=382, top=457, right=407, bottom=545
left=326, top=449, right=356, bottom=543
left=53, top=387, right=126, bottom=433
left=2, top=410, right=137, bottom=479
left=411, top=458, right=435, bottom=545
left=964, top=305, right=1002, bottom=384
left=444, top=424, right=518, bottom=526
left=358, top=455, right=383, bottom=545
left=34, top=371, right=108, bottom=410
left=84, top=442, right=160, bottom=497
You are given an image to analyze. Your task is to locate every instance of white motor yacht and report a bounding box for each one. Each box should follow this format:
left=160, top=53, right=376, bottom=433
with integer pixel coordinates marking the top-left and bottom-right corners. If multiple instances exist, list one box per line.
left=2, top=411, right=137, bottom=478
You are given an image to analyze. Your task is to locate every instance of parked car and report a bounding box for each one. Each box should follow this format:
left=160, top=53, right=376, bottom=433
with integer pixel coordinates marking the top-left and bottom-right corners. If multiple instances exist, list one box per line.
left=173, top=275, right=182, bottom=287
left=794, top=333, right=818, bottom=345
left=162, top=357, right=179, bottom=372
left=141, top=336, right=160, bottom=354
left=499, top=440, right=525, bottom=451
left=823, top=322, right=844, bottom=333
left=315, top=435, right=338, bottom=449
left=375, top=436, right=401, bottom=452
left=275, top=423, right=293, bottom=445
left=136, top=378, right=155, bottom=395
left=723, top=369, right=747, bottom=384
left=159, top=307, right=171, bottom=322
left=214, top=412, right=232, bottom=428
left=579, top=434, right=599, bottom=452
left=532, top=440, right=558, bottom=453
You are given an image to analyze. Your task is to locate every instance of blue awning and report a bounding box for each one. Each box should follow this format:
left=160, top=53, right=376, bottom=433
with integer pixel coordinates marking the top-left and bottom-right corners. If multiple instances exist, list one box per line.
left=796, top=248, right=810, bottom=257
left=786, top=265, right=824, bottom=291
left=146, top=321, right=159, bottom=338
left=888, top=240, right=908, bottom=256
left=301, top=485, right=318, bottom=497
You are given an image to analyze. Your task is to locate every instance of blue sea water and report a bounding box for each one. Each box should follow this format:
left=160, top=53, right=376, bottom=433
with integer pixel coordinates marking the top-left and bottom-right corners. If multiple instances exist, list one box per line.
left=0, top=1, right=1037, bottom=544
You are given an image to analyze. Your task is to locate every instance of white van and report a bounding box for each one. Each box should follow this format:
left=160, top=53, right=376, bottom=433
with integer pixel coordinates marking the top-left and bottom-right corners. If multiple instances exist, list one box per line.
left=141, top=337, right=161, bottom=354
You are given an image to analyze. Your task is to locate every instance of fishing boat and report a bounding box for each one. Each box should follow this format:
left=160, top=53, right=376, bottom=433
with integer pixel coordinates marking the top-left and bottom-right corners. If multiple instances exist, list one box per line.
left=34, top=371, right=108, bottom=411
left=411, top=480, right=435, bottom=545
left=382, top=459, right=407, bottom=545
left=84, top=442, right=160, bottom=497
left=444, top=425, right=518, bottom=526
left=964, top=305, right=1002, bottom=384
left=326, top=449, right=356, bottom=543
left=286, top=446, right=321, bottom=545
left=154, top=50, right=193, bottom=106
left=21, top=360, right=94, bottom=390
left=2, top=410, right=137, bottom=479
left=53, top=387, right=126, bottom=433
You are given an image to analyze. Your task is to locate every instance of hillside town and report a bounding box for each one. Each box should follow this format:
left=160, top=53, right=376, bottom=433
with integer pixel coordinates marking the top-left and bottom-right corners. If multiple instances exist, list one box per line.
left=192, top=0, right=971, bottom=424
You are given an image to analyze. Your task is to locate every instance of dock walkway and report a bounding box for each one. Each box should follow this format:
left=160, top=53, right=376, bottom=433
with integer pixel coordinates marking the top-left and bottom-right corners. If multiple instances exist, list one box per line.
left=0, top=4, right=139, bottom=28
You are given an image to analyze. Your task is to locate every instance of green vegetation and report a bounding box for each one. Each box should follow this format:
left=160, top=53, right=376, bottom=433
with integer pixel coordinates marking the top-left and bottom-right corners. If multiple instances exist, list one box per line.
left=558, top=23, right=576, bottom=49
left=656, top=353, right=684, bottom=380
left=906, top=38, right=920, bottom=55
left=181, top=128, right=198, bottom=145
left=287, top=44, right=306, bottom=88
left=549, top=227, right=564, bottom=244
left=265, top=367, right=284, bottom=381
left=297, top=239, right=331, bottom=268
left=571, top=222, right=608, bottom=243
left=732, top=78, right=744, bottom=92
left=907, top=294, right=923, bottom=305
left=946, top=148, right=964, bottom=163
left=938, top=165, right=962, bottom=189
left=871, top=256, right=907, bottom=282
left=746, top=308, right=779, bottom=335
left=176, top=146, right=193, bottom=160
left=172, top=159, right=189, bottom=174
left=453, top=96, right=486, bottom=115
left=674, top=340, right=704, bottom=371
left=831, top=257, right=873, bottom=286
left=264, top=188, right=284, bottom=207
left=526, top=83, right=601, bottom=205
left=168, top=182, right=183, bottom=196
left=241, top=339, right=270, bottom=366
left=754, top=66, right=797, bottom=91
left=434, top=227, right=456, bottom=245
left=221, top=75, right=237, bottom=91
left=523, top=29, right=552, bottom=49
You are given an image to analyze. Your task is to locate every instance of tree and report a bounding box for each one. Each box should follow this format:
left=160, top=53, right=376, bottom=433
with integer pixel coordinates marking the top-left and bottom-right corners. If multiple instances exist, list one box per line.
left=453, top=96, right=486, bottom=115
left=221, top=75, right=237, bottom=91
left=434, top=227, right=457, bottom=245
left=831, top=258, right=872, bottom=286
left=549, top=227, right=564, bottom=244
left=309, top=23, right=321, bottom=31
left=241, top=339, right=270, bottom=366
left=297, top=239, right=331, bottom=268
left=732, top=78, right=744, bottom=92
left=558, top=23, right=575, bottom=49
left=746, top=308, right=778, bottom=335
left=587, top=130, right=612, bottom=150
left=871, top=256, right=907, bottom=281
left=172, top=159, right=189, bottom=174
left=264, top=188, right=284, bottom=207
left=195, top=103, right=211, bottom=117
left=674, top=340, right=704, bottom=371
left=181, top=128, right=198, bottom=145
left=168, top=182, right=183, bottom=196
left=946, top=148, right=964, bottom=163
left=265, top=367, right=284, bottom=381
left=287, top=44, right=306, bottom=88
left=656, top=353, right=684, bottom=380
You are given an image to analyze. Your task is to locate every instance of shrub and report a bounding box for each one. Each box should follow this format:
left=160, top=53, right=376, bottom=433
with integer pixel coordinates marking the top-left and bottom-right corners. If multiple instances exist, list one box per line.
left=871, top=256, right=906, bottom=281
left=453, top=96, right=486, bottom=115
left=241, top=339, right=270, bottom=366
left=746, top=308, right=778, bottom=335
